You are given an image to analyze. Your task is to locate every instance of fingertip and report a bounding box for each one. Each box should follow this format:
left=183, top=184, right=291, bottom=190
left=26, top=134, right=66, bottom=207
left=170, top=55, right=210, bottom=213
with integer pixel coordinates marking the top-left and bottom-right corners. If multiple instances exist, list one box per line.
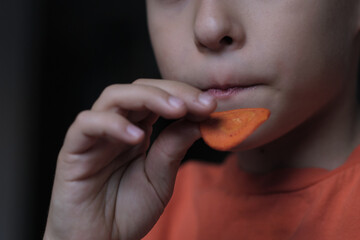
left=167, top=96, right=188, bottom=117
left=156, top=96, right=187, bottom=119
left=168, top=96, right=185, bottom=109
left=198, top=92, right=217, bottom=109
left=126, top=124, right=145, bottom=143
left=198, top=92, right=215, bottom=106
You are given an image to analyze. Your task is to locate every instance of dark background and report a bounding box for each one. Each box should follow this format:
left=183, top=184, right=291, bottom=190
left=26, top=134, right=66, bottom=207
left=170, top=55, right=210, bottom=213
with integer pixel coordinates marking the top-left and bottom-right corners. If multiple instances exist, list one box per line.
left=0, top=1, right=225, bottom=239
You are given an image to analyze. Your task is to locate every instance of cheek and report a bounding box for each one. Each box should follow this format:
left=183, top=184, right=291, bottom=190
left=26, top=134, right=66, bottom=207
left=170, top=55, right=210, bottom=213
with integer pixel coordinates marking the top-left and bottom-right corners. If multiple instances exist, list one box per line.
left=267, top=43, right=344, bottom=129
left=152, top=37, right=191, bottom=80
left=275, top=38, right=350, bottom=111
left=259, top=10, right=352, bottom=109
left=244, top=22, right=353, bottom=148
left=148, top=7, right=195, bottom=80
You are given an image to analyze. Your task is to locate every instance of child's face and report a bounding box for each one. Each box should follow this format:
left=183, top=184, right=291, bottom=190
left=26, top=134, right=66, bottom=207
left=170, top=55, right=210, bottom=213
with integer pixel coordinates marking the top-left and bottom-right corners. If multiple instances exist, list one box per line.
left=146, top=0, right=360, bottom=149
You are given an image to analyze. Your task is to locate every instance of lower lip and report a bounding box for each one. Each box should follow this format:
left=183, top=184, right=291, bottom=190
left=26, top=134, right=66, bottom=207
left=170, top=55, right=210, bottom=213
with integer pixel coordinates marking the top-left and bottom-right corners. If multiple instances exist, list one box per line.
left=205, top=86, right=257, bottom=99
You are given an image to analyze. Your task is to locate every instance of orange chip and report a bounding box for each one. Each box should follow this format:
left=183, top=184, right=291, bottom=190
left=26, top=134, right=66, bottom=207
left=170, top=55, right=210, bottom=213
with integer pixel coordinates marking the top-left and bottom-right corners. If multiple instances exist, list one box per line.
left=200, top=108, right=270, bottom=151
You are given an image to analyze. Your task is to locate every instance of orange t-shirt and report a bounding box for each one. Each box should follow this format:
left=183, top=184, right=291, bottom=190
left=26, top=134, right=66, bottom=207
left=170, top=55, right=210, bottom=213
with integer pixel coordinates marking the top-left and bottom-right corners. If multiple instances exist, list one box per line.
left=143, top=146, right=360, bottom=240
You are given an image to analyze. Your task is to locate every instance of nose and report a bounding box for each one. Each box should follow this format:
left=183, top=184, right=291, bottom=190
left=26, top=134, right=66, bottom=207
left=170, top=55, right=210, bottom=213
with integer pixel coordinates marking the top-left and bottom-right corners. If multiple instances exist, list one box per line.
left=194, top=1, right=245, bottom=52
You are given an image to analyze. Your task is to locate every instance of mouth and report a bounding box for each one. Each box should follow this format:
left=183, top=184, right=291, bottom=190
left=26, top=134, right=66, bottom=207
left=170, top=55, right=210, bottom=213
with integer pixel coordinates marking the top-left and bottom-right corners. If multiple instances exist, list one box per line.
left=204, top=84, right=260, bottom=99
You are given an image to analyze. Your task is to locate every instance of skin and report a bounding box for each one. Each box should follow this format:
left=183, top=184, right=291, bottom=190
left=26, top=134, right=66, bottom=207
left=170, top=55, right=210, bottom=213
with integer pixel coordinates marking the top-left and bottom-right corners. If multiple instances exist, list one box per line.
left=147, top=0, right=360, bottom=171
left=45, top=0, right=360, bottom=239
left=44, top=81, right=217, bottom=240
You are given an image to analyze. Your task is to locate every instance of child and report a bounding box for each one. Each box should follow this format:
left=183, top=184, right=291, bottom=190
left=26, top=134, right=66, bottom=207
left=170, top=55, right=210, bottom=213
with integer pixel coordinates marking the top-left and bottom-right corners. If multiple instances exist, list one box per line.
left=44, top=0, right=360, bottom=239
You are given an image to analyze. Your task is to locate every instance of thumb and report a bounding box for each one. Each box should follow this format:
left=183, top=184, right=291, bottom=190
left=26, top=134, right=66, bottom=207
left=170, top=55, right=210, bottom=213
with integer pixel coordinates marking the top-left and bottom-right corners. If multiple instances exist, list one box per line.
left=145, top=119, right=200, bottom=205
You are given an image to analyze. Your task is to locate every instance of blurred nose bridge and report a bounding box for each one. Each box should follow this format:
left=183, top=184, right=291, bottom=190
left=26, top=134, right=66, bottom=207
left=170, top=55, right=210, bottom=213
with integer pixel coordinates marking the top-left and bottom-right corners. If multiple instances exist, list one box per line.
left=194, top=0, right=243, bottom=52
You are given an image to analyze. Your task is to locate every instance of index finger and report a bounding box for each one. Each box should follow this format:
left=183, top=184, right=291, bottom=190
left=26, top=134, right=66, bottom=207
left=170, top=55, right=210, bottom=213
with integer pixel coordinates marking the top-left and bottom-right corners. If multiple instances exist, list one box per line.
left=92, top=84, right=187, bottom=119
left=133, top=79, right=217, bottom=121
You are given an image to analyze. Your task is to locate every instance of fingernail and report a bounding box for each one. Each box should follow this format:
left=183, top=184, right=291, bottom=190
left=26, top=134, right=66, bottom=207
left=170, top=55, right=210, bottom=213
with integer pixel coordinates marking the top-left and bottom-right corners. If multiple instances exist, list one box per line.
left=168, top=96, right=184, bottom=109
left=126, top=125, right=143, bottom=139
left=198, top=93, right=214, bottom=106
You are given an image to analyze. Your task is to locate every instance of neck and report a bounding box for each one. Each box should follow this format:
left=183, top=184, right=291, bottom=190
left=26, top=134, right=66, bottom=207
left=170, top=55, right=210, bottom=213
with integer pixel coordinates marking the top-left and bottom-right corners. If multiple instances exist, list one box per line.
left=236, top=88, right=360, bottom=174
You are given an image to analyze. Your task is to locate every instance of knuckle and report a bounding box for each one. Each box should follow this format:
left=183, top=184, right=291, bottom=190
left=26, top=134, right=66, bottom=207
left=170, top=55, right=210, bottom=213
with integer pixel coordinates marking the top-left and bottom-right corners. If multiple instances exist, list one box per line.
left=133, top=82, right=169, bottom=99
left=75, top=110, right=91, bottom=125
left=132, top=78, right=148, bottom=85
left=102, top=84, right=121, bottom=98
left=93, top=84, right=130, bottom=110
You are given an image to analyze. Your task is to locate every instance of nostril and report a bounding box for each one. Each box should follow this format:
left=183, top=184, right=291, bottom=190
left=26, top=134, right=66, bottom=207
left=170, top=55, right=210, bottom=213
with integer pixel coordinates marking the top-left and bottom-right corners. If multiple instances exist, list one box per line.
left=220, top=36, right=233, bottom=45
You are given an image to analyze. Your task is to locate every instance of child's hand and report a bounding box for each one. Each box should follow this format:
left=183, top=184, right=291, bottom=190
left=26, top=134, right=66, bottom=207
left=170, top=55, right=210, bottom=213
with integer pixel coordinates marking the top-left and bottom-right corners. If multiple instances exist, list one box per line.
left=43, top=79, right=216, bottom=240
